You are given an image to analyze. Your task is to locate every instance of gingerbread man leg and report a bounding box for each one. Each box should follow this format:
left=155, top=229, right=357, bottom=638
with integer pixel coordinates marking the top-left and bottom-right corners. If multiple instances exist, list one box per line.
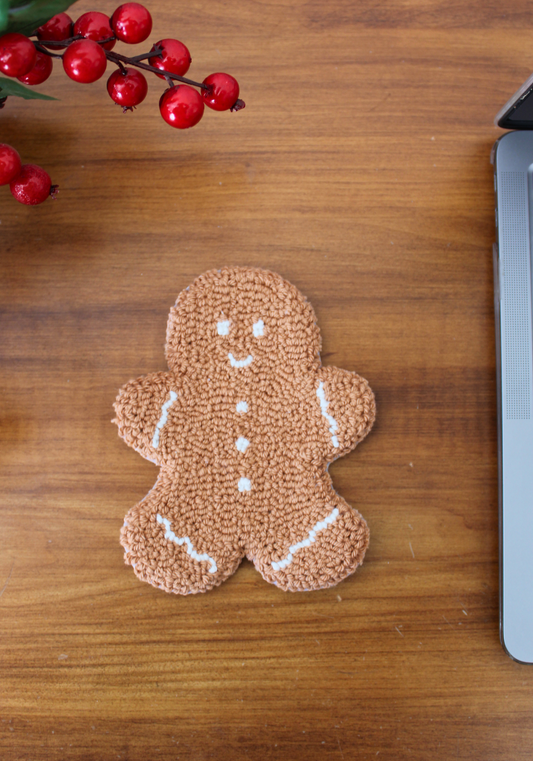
left=248, top=477, right=369, bottom=592
left=120, top=472, right=245, bottom=595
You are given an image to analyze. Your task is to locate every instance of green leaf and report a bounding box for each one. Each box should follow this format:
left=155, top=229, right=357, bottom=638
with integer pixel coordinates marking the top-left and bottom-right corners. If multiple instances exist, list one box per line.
left=0, top=0, right=9, bottom=34
left=5, top=0, right=76, bottom=36
left=8, top=0, right=37, bottom=9
left=0, top=76, right=57, bottom=99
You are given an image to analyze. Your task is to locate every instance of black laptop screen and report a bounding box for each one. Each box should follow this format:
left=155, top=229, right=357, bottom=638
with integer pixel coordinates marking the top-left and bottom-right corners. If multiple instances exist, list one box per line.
left=499, top=87, right=533, bottom=128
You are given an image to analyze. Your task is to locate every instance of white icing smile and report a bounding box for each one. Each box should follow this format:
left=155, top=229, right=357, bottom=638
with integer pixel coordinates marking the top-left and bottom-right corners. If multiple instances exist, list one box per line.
left=228, top=353, right=253, bottom=368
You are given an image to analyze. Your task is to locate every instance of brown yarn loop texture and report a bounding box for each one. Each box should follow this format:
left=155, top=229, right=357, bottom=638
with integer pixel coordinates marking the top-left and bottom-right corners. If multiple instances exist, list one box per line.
left=114, top=267, right=376, bottom=594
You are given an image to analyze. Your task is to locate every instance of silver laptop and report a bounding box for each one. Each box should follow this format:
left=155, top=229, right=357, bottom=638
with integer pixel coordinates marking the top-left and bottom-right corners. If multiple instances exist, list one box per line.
left=492, top=77, right=533, bottom=663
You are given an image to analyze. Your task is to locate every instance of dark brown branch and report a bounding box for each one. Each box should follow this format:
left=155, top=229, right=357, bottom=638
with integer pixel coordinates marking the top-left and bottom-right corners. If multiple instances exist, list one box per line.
left=105, top=49, right=209, bottom=90
left=33, top=41, right=63, bottom=59
left=34, top=34, right=84, bottom=47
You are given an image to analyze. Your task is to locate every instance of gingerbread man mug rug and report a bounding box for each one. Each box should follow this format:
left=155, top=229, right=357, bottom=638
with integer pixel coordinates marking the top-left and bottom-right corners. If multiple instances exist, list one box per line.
left=113, top=267, right=376, bottom=594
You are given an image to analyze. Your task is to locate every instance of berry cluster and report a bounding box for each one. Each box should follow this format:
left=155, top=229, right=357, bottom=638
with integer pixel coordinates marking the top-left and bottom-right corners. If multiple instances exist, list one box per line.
left=0, top=143, right=57, bottom=205
left=0, top=3, right=245, bottom=129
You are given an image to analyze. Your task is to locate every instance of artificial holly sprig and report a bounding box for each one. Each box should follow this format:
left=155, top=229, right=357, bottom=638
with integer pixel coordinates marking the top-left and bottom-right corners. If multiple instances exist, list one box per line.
left=27, top=5, right=246, bottom=117
left=0, top=3, right=245, bottom=204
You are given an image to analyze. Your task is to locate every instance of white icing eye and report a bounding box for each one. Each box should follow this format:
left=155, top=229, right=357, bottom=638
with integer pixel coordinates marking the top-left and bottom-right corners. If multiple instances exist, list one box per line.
left=217, top=320, right=230, bottom=336
left=253, top=319, right=264, bottom=337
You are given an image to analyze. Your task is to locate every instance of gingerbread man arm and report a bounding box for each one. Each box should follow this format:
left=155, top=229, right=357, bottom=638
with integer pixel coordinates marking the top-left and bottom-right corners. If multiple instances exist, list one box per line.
left=311, top=366, right=376, bottom=462
left=113, top=371, right=183, bottom=466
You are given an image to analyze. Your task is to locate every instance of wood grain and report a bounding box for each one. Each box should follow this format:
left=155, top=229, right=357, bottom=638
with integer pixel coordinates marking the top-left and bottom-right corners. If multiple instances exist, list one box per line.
left=1, top=0, right=532, bottom=758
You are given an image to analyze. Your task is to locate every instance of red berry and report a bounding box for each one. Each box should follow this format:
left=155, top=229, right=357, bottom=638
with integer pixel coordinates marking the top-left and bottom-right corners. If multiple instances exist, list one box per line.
left=62, top=39, right=107, bottom=83
left=36, top=13, right=73, bottom=49
left=111, top=3, right=152, bottom=44
left=149, top=38, right=191, bottom=79
left=9, top=164, right=54, bottom=205
left=0, top=144, right=22, bottom=185
left=202, top=72, right=240, bottom=111
left=159, top=85, right=204, bottom=129
left=107, top=67, right=148, bottom=109
left=17, top=51, right=53, bottom=86
left=74, top=11, right=116, bottom=51
left=0, top=33, right=37, bottom=78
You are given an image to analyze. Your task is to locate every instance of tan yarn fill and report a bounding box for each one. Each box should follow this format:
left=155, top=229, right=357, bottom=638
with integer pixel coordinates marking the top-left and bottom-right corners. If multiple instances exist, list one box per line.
left=114, top=267, right=376, bottom=594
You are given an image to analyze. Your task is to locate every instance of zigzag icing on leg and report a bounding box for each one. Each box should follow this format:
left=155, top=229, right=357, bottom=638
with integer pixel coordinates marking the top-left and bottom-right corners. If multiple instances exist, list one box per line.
left=271, top=507, right=340, bottom=571
left=152, top=390, right=178, bottom=448
left=317, top=382, right=340, bottom=448
left=157, top=514, right=218, bottom=573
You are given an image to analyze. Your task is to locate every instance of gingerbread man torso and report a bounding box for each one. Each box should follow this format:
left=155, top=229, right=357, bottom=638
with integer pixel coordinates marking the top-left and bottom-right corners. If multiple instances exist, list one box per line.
left=114, top=268, right=375, bottom=594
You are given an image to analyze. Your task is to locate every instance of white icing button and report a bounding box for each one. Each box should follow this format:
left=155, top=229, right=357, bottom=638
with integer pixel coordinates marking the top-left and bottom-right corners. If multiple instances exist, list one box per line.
left=253, top=319, right=264, bottom=337
left=236, top=437, right=250, bottom=453
left=236, top=401, right=248, bottom=413
left=217, top=320, right=230, bottom=335
left=238, top=477, right=251, bottom=492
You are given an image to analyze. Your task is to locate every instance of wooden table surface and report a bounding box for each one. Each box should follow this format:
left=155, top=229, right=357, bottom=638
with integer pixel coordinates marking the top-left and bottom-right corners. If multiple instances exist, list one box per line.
left=1, top=0, right=532, bottom=758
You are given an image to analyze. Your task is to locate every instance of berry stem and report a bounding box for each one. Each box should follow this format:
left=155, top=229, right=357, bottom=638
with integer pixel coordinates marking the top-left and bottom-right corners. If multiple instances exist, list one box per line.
left=34, top=34, right=85, bottom=46
left=105, top=49, right=209, bottom=89
left=127, top=47, right=161, bottom=62
left=33, top=41, right=64, bottom=59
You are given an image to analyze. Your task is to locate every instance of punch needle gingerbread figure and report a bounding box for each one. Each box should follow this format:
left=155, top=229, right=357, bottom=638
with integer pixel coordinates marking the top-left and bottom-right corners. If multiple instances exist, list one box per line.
left=114, top=267, right=376, bottom=594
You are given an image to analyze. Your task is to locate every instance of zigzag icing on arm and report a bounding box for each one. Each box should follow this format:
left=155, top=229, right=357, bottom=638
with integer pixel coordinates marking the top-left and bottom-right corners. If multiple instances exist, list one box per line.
left=316, top=381, right=340, bottom=448
left=157, top=515, right=218, bottom=573
left=152, top=390, right=178, bottom=448
left=271, top=507, right=340, bottom=571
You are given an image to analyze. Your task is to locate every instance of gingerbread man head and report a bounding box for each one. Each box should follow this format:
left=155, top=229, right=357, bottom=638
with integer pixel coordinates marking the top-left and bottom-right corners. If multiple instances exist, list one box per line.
left=115, top=267, right=375, bottom=594
left=165, top=267, right=322, bottom=379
